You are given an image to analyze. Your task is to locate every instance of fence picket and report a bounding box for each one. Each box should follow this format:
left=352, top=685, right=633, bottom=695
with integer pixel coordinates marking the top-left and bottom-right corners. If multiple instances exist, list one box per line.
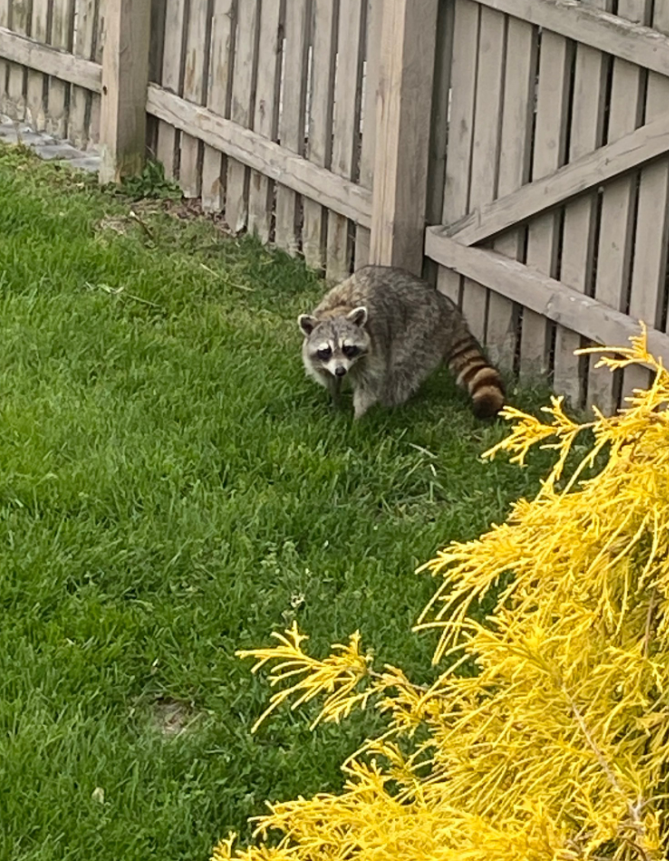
left=275, top=0, right=310, bottom=254
left=461, top=6, right=506, bottom=343
left=488, top=16, right=536, bottom=372
left=201, top=0, right=235, bottom=213
left=156, top=0, right=187, bottom=180
left=587, top=0, right=651, bottom=413
left=622, top=2, right=669, bottom=397
left=326, top=0, right=364, bottom=279
left=225, top=0, right=259, bottom=233
left=69, top=0, right=98, bottom=148
left=553, top=0, right=611, bottom=408
left=47, top=0, right=75, bottom=137
left=438, top=0, right=479, bottom=306
left=248, top=0, right=282, bottom=242
left=520, top=30, right=572, bottom=381
left=353, top=0, right=381, bottom=269
left=180, top=1, right=211, bottom=198
left=6, top=0, right=30, bottom=120
left=26, top=0, right=50, bottom=131
left=0, top=1, right=8, bottom=114
left=302, top=0, right=337, bottom=270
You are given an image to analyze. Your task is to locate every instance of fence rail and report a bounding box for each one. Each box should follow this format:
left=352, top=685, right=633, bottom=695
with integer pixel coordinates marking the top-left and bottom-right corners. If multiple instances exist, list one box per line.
left=2, top=0, right=669, bottom=414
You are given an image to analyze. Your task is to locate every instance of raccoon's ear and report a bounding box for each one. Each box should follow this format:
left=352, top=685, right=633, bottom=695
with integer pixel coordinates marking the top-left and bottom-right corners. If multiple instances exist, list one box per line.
left=347, top=306, right=368, bottom=327
left=298, top=314, right=319, bottom=336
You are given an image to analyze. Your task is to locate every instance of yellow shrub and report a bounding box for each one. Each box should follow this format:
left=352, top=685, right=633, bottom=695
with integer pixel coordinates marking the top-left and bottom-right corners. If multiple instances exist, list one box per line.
left=214, top=330, right=669, bottom=861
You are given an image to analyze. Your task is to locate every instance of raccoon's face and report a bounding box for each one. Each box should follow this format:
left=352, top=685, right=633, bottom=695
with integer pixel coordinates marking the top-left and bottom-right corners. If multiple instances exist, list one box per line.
left=298, top=307, right=370, bottom=378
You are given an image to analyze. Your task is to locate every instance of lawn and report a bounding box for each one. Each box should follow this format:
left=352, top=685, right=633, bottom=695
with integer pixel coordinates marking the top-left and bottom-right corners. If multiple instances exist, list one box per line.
left=0, top=144, right=550, bottom=861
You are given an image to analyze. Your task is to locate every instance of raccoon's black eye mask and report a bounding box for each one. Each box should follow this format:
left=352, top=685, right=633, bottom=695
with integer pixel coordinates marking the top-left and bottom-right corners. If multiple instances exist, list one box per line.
left=317, top=347, right=332, bottom=361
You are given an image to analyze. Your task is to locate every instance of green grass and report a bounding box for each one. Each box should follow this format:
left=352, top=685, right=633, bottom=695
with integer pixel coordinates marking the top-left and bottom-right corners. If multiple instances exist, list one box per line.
left=0, top=144, right=553, bottom=861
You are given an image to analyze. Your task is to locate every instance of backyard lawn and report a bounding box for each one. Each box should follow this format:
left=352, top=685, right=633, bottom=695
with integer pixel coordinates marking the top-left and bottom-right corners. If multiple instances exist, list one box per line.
left=0, top=144, right=549, bottom=861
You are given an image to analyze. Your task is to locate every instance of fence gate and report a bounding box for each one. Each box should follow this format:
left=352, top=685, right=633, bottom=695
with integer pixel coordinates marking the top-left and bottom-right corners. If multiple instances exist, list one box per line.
left=425, top=0, right=669, bottom=414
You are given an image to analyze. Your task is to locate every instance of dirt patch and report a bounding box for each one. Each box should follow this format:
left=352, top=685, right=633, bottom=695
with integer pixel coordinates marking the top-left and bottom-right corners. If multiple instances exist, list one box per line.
left=150, top=698, right=201, bottom=737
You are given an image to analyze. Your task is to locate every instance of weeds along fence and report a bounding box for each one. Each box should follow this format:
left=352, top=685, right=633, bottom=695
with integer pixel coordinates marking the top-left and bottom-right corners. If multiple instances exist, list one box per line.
left=3, top=0, right=669, bottom=414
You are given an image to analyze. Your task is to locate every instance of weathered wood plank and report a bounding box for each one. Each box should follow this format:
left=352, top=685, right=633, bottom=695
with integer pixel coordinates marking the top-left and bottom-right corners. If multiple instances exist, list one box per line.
left=487, top=16, right=536, bottom=371
left=425, top=231, right=669, bottom=369
left=622, top=1, right=669, bottom=397
left=437, top=0, right=479, bottom=304
left=69, top=0, right=98, bottom=148
left=146, top=84, right=372, bottom=225
left=87, top=0, right=103, bottom=145
left=180, top=1, right=211, bottom=198
left=248, top=0, right=282, bottom=242
left=553, top=0, right=611, bottom=408
left=520, top=30, right=571, bottom=379
left=326, top=0, right=364, bottom=278
left=0, top=2, right=9, bottom=114
left=99, top=0, right=152, bottom=183
left=6, top=0, right=31, bottom=120
left=201, top=0, right=234, bottom=213
left=474, top=0, right=669, bottom=77
left=446, top=103, right=669, bottom=247
left=275, top=0, right=311, bottom=254
left=588, top=0, right=651, bottom=413
left=460, top=5, right=505, bottom=342
left=156, top=0, right=187, bottom=180
left=368, top=0, right=438, bottom=278
left=302, top=0, right=337, bottom=270
left=0, top=25, right=102, bottom=91
left=353, top=0, right=382, bottom=269
left=47, top=0, right=75, bottom=138
left=26, top=0, right=50, bottom=131
left=225, top=0, right=259, bottom=234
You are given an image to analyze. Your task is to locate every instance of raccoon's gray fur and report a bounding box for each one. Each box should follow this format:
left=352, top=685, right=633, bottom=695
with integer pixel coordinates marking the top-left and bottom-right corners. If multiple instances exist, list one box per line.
left=298, top=265, right=504, bottom=420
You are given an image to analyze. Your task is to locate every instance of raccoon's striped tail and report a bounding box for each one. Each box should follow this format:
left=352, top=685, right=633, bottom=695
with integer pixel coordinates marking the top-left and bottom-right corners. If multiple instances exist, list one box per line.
left=447, top=335, right=505, bottom=419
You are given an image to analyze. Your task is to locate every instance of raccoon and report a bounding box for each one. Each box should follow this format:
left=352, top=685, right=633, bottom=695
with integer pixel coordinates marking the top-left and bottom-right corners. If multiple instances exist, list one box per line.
left=298, top=265, right=504, bottom=420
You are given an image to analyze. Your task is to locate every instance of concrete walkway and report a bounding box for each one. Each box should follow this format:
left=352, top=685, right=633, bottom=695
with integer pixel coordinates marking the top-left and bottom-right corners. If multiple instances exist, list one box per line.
left=0, top=114, right=100, bottom=173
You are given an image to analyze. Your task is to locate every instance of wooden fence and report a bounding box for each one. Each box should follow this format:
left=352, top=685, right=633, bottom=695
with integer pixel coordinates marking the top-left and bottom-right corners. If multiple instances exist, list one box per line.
left=2, top=0, right=669, bottom=413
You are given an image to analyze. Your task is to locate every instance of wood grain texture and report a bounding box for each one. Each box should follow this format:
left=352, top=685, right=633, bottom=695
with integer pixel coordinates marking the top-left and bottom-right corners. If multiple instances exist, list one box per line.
left=99, top=0, right=151, bottom=183
left=474, top=0, right=669, bottom=76
left=275, top=0, right=310, bottom=254
left=326, top=0, right=364, bottom=278
left=553, top=0, right=611, bottom=408
left=156, top=0, right=187, bottom=180
left=47, top=0, right=75, bottom=138
left=488, top=16, right=536, bottom=372
left=6, top=0, right=31, bottom=120
left=622, top=1, right=669, bottom=397
left=588, top=0, right=651, bottom=412
left=437, top=0, right=479, bottom=304
left=225, top=0, right=259, bottom=233
left=247, top=0, right=281, bottom=241
left=201, top=0, right=234, bottom=212
left=26, top=0, right=49, bottom=131
left=0, top=24, right=102, bottom=90
left=180, top=1, right=211, bottom=198
left=302, top=0, right=337, bottom=270
left=353, top=0, right=382, bottom=269
left=369, top=0, right=438, bottom=278
left=69, top=0, right=98, bottom=147
left=425, top=231, right=669, bottom=368
left=460, top=5, right=506, bottom=342
left=146, top=83, right=372, bottom=225
left=520, top=30, right=571, bottom=379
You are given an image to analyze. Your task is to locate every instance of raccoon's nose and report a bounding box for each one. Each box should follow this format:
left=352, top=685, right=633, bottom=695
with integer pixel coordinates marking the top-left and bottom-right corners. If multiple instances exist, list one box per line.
left=334, top=366, right=347, bottom=377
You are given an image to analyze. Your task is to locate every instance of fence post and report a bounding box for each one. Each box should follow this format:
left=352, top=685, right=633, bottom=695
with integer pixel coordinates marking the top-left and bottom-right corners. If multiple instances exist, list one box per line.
left=99, top=0, right=151, bottom=184
left=369, top=0, right=439, bottom=277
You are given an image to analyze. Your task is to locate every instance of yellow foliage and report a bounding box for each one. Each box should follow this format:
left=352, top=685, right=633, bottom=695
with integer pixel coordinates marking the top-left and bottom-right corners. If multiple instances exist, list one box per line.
left=214, top=328, right=669, bottom=861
